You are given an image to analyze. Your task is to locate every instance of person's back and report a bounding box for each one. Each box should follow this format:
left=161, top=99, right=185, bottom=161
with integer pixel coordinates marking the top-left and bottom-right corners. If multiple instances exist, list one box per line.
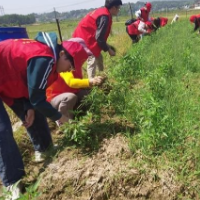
left=127, top=20, right=140, bottom=35
left=73, top=7, right=112, bottom=57
left=0, top=38, right=56, bottom=106
left=135, top=2, right=152, bottom=22
left=160, top=17, right=168, bottom=27
left=72, top=0, right=122, bottom=78
left=126, top=20, right=150, bottom=43
left=190, top=14, right=200, bottom=32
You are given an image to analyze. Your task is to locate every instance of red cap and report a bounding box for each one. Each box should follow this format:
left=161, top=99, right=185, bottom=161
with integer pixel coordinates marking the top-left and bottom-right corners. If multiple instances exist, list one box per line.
left=67, top=37, right=92, bottom=56
left=62, top=39, right=92, bottom=70
left=190, top=15, right=196, bottom=23
left=145, top=2, right=152, bottom=12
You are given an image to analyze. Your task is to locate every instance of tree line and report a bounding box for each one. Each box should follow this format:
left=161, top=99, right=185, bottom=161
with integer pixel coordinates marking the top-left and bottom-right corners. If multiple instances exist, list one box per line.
left=0, top=14, right=35, bottom=26
left=0, top=0, right=195, bottom=26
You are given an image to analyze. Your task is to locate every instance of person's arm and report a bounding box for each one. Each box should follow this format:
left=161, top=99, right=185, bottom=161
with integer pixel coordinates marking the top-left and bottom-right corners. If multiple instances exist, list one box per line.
left=27, top=56, right=62, bottom=121
left=60, top=72, right=105, bottom=88
left=60, top=72, right=90, bottom=88
left=138, top=21, right=148, bottom=33
left=95, top=15, right=110, bottom=52
left=135, top=10, right=142, bottom=20
left=23, top=98, right=33, bottom=111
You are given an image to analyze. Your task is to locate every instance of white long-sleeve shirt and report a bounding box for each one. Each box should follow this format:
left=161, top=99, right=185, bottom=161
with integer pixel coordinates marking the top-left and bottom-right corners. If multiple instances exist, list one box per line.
left=135, top=9, right=151, bottom=21
left=138, top=21, right=148, bottom=34
left=171, top=14, right=179, bottom=24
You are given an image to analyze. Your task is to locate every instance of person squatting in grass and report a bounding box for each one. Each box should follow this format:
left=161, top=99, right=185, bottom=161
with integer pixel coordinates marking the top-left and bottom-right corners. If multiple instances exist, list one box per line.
left=46, top=37, right=105, bottom=127
left=135, top=2, right=152, bottom=22
left=72, top=0, right=123, bottom=79
left=126, top=20, right=153, bottom=43
left=0, top=32, right=88, bottom=199
left=190, top=14, right=200, bottom=33
left=150, top=17, right=168, bottom=30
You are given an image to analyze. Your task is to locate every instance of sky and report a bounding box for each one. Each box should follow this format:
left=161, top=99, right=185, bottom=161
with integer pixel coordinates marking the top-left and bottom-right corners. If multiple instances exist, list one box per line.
left=1, top=0, right=138, bottom=15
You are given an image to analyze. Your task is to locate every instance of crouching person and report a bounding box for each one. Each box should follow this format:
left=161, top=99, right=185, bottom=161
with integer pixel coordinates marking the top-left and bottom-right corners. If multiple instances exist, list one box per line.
left=0, top=32, right=85, bottom=199
left=126, top=20, right=152, bottom=43
left=190, top=14, right=200, bottom=33
left=46, top=38, right=105, bottom=127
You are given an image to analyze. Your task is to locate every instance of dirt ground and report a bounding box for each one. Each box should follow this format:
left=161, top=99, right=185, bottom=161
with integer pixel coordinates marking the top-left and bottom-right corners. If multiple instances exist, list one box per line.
left=35, top=133, right=184, bottom=200
left=0, top=122, right=189, bottom=200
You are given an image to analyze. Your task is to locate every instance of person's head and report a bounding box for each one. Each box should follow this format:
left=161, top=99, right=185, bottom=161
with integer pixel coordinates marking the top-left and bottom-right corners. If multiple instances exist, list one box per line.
left=56, top=47, right=74, bottom=73
left=145, top=2, right=152, bottom=12
left=105, top=0, right=122, bottom=16
left=56, top=38, right=92, bottom=73
left=190, top=15, right=196, bottom=23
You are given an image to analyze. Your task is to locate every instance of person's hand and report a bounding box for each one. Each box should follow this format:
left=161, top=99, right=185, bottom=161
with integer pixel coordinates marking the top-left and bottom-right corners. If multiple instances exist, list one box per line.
left=147, top=29, right=152, bottom=34
left=23, top=109, right=35, bottom=128
left=89, top=76, right=106, bottom=86
left=108, top=48, right=116, bottom=56
left=140, top=17, right=144, bottom=21
left=59, top=115, right=69, bottom=124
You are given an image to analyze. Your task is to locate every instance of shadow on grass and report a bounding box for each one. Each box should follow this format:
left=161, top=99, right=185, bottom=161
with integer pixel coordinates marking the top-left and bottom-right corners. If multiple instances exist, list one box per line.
left=56, top=119, right=135, bottom=155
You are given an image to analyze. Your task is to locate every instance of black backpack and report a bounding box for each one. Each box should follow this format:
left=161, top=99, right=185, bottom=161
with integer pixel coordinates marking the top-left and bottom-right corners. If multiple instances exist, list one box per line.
left=125, top=18, right=137, bottom=26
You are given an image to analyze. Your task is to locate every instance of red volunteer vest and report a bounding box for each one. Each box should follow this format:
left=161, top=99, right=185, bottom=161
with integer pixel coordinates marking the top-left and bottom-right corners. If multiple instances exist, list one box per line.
left=72, top=7, right=112, bottom=57
left=46, top=42, right=88, bottom=102
left=190, top=14, right=200, bottom=23
left=127, top=20, right=141, bottom=35
left=0, top=39, right=57, bottom=106
left=140, top=8, right=149, bottom=22
left=160, top=17, right=168, bottom=27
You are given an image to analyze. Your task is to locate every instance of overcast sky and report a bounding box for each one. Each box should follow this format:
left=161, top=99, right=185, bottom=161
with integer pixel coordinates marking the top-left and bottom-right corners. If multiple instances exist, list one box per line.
left=1, top=0, right=138, bottom=15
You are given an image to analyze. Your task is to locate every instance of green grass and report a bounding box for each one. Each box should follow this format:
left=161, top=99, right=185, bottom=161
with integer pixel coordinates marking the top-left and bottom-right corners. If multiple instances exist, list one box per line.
left=8, top=9, right=200, bottom=199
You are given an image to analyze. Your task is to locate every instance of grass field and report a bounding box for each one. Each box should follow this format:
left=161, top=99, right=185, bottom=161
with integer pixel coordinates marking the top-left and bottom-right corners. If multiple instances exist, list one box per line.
left=3, top=9, right=200, bottom=199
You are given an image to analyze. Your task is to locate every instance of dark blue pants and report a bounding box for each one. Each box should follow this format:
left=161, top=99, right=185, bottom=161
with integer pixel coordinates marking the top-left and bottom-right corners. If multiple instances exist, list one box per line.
left=0, top=100, right=25, bottom=186
left=0, top=99, right=52, bottom=186
left=10, top=99, right=53, bottom=152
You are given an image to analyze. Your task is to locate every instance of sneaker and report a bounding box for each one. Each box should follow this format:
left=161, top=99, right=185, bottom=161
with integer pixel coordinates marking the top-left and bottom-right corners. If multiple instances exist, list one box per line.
left=53, top=144, right=58, bottom=149
left=34, top=151, right=45, bottom=163
left=5, top=181, right=23, bottom=200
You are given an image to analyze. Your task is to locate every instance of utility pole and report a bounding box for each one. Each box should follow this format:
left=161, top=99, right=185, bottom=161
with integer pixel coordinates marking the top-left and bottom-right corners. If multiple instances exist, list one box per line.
left=0, top=6, right=5, bottom=16
left=54, top=7, right=62, bottom=42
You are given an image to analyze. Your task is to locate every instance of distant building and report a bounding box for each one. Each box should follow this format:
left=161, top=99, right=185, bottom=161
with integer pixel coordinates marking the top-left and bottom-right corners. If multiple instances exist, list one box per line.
left=193, top=1, right=200, bottom=9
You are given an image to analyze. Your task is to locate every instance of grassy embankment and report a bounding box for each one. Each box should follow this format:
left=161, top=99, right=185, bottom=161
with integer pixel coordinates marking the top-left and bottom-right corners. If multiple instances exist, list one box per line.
left=4, top=9, right=200, bottom=199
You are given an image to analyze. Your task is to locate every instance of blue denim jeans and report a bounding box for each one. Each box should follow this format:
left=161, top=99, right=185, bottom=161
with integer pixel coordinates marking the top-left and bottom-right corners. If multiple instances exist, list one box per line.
left=0, top=100, right=25, bottom=186
left=0, top=98, right=53, bottom=186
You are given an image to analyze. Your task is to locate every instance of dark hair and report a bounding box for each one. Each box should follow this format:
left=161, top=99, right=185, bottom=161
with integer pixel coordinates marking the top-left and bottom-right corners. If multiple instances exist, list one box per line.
left=105, top=0, right=122, bottom=9
left=194, top=17, right=200, bottom=31
left=59, top=45, right=75, bottom=68
left=153, top=17, right=161, bottom=31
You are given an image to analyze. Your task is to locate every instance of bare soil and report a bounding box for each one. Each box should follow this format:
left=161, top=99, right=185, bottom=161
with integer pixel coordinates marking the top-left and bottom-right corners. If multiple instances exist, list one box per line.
left=0, top=122, right=189, bottom=200
left=35, top=133, right=183, bottom=200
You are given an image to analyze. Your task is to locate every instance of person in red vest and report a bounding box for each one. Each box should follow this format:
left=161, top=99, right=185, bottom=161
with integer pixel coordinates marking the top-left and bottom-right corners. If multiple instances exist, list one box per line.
left=150, top=17, right=168, bottom=30
left=159, top=17, right=168, bottom=27
left=135, top=2, right=152, bottom=22
left=72, top=0, right=123, bottom=78
left=126, top=20, right=152, bottom=43
left=0, top=32, right=87, bottom=199
left=190, top=14, right=200, bottom=32
left=46, top=37, right=105, bottom=126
